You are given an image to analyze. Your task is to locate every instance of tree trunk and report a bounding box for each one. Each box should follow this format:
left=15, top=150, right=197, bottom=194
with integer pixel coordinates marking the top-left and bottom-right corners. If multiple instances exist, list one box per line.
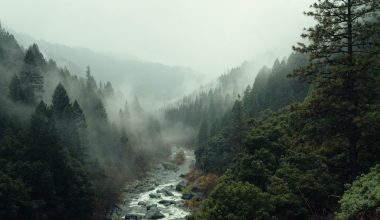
left=346, top=0, right=359, bottom=181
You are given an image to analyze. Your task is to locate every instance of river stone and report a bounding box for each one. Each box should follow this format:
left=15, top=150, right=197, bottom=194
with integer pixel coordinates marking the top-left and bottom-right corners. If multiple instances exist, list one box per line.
left=149, top=193, right=162, bottom=199
left=138, top=201, right=147, bottom=206
left=125, top=213, right=144, bottom=220
left=145, top=207, right=165, bottom=219
left=158, top=199, right=177, bottom=206
left=175, top=180, right=186, bottom=191
left=156, top=189, right=174, bottom=196
left=146, top=204, right=158, bottom=210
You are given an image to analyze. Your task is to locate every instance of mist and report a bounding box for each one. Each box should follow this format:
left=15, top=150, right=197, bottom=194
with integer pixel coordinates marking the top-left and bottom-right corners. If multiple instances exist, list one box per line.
left=4, top=0, right=373, bottom=219
left=0, top=0, right=314, bottom=79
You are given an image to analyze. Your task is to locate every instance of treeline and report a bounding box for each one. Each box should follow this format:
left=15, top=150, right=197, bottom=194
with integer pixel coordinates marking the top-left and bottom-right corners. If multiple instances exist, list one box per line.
left=189, top=0, right=380, bottom=219
left=164, top=54, right=308, bottom=147
left=0, top=25, right=169, bottom=220
left=163, top=62, right=254, bottom=145
left=195, top=53, right=309, bottom=173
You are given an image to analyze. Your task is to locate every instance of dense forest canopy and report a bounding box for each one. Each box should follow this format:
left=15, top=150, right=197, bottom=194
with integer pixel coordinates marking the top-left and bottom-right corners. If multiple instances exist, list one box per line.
left=0, top=0, right=380, bottom=219
left=0, top=25, right=170, bottom=219
left=186, top=1, right=380, bottom=219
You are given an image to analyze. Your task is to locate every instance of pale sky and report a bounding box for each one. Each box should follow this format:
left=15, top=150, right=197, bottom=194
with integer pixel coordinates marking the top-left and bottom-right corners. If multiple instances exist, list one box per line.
left=0, top=0, right=314, bottom=76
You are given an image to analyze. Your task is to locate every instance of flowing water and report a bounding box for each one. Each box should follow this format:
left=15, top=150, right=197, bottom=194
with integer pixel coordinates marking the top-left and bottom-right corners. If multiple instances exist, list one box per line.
left=112, top=147, right=194, bottom=220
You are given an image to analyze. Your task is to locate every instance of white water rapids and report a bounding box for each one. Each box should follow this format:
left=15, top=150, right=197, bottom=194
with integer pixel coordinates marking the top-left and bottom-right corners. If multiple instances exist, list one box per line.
left=112, top=148, right=195, bottom=220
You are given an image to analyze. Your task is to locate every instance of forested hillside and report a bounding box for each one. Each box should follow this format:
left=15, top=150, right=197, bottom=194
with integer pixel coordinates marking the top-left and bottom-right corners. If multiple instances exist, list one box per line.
left=164, top=53, right=309, bottom=147
left=180, top=1, right=380, bottom=219
left=12, top=31, right=203, bottom=110
left=1, top=0, right=380, bottom=219
left=0, top=25, right=170, bottom=219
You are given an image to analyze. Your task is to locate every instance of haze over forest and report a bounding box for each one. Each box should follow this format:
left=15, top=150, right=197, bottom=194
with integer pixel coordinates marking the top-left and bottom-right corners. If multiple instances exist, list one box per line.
left=0, top=0, right=314, bottom=75
left=0, top=0, right=379, bottom=220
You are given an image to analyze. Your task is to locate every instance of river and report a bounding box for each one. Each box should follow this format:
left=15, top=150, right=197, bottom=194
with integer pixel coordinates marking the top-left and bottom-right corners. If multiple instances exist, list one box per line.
left=111, top=147, right=195, bottom=220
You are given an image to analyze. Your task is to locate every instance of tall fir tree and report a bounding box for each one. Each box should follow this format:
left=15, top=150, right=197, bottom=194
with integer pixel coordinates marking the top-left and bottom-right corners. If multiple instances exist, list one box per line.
left=230, top=98, right=245, bottom=150
left=9, top=75, right=24, bottom=102
left=52, top=83, right=83, bottom=161
left=293, top=0, right=380, bottom=180
left=18, top=45, right=45, bottom=104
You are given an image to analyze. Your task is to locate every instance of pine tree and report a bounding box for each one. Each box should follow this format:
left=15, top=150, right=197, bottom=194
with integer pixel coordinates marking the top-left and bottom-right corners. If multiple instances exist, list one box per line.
left=133, top=95, right=144, bottom=113
left=231, top=98, right=244, bottom=146
left=242, top=85, right=252, bottom=114
left=72, top=100, right=88, bottom=160
left=104, top=81, right=115, bottom=97
left=52, top=84, right=83, bottom=161
left=93, top=99, right=108, bottom=123
left=293, top=0, right=380, bottom=180
left=29, top=101, right=61, bottom=164
left=85, top=66, right=97, bottom=93
left=24, top=44, right=46, bottom=67
left=9, top=75, right=24, bottom=102
left=52, top=83, right=71, bottom=118
left=18, top=45, right=45, bottom=104
left=198, top=119, right=209, bottom=146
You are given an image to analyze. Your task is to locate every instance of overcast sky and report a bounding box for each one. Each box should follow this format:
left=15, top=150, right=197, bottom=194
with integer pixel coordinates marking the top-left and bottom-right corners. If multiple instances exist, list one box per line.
left=0, top=0, right=314, bottom=76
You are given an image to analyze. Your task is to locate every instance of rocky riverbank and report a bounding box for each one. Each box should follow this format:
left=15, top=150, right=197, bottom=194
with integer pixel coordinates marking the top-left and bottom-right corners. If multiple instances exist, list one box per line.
left=111, top=148, right=195, bottom=220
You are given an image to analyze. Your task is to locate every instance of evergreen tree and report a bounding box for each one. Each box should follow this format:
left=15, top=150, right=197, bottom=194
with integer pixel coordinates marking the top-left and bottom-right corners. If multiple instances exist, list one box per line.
left=93, top=98, right=108, bottom=123
left=9, top=75, right=24, bottom=102
left=18, top=45, right=45, bottom=104
left=24, top=44, right=46, bottom=67
left=293, top=0, right=380, bottom=180
left=230, top=98, right=244, bottom=149
left=198, top=119, right=209, bottom=146
left=52, top=83, right=71, bottom=118
left=133, top=95, right=144, bottom=113
left=72, top=100, right=88, bottom=160
left=242, top=85, right=251, bottom=114
left=29, top=101, right=61, bottom=165
left=196, top=119, right=209, bottom=171
left=104, top=81, right=115, bottom=97
left=52, top=84, right=83, bottom=160
left=85, top=66, right=97, bottom=93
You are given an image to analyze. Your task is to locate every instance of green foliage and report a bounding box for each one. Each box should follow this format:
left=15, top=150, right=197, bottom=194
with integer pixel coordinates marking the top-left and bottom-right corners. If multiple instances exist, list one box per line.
left=17, top=44, right=46, bottom=104
left=292, top=0, right=380, bottom=181
left=197, top=178, right=273, bottom=220
left=337, top=165, right=380, bottom=219
left=195, top=110, right=338, bottom=219
left=164, top=63, right=248, bottom=132
left=9, top=75, right=24, bottom=102
left=244, top=54, right=309, bottom=117
left=0, top=26, right=170, bottom=219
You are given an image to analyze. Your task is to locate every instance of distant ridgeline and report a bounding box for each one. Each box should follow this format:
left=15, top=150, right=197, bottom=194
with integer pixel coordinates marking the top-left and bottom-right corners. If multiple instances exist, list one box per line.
left=183, top=1, right=380, bottom=219
left=163, top=53, right=309, bottom=146
left=0, top=25, right=170, bottom=220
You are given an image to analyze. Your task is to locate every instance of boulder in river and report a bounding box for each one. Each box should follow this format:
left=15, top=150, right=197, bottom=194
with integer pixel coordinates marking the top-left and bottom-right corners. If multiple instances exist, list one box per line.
left=138, top=201, right=147, bottom=206
left=176, top=180, right=187, bottom=191
left=146, top=204, right=158, bottom=210
left=156, top=189, right=174, bottom=196
left=149, top=193, right=162, bottom=199
left=145, top=207, right=165, bottom=219
left=158, top=199, right=177, bottom=206
left=125, top=213, right=144, bottom=220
